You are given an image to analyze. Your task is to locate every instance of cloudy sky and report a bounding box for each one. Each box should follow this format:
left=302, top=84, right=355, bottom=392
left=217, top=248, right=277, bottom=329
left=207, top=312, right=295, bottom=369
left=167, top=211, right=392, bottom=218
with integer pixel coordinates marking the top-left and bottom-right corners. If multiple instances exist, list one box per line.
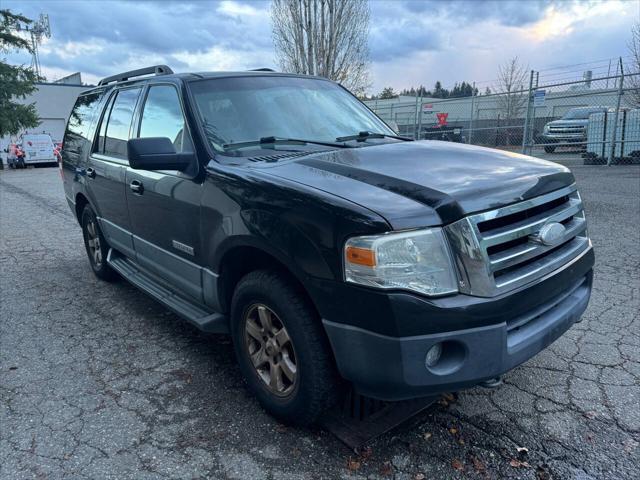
left=4, top=0, right=637, bottom=93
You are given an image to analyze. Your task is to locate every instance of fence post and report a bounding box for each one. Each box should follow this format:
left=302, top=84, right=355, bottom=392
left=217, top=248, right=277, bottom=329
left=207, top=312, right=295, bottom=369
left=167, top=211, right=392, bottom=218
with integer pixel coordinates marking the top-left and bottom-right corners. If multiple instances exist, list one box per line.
left=468, top=82, right=476, bottom=144
left=414, top=95, right=420, bottom=139
left=522, top=70, right=535, bottom=154
left=529, top=72, right=539, bottom=155
left=417, top=96, right=423, bottom=140
left=608, top=57, right=624, bottom=166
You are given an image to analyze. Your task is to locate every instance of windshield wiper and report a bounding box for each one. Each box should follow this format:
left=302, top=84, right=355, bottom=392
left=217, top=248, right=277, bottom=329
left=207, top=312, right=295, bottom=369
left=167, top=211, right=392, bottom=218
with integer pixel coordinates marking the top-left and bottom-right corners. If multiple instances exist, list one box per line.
left=223, top=136, right=351, bottom=151
left=336, top=131, right=413, bottom=142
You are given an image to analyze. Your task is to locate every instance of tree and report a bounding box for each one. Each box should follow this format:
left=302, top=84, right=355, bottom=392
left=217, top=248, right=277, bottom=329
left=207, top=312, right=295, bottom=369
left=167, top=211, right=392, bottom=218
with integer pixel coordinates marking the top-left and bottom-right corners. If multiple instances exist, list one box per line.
left=0, top=9, right=41, bottom=138
left=399, top=82, right=478, bottom=98
left=432, top=81, right=452, bottom=99
left=494, top=57, right=528, bottom=146
left=450, top=81, right=477, bottom=98
left=495, top=56, right=528, bottom=121
left=628, top=22, right=640, bottom=106
left=271, top=0, right=371, bottom=95
left=378, top=87, right=397, bottom=99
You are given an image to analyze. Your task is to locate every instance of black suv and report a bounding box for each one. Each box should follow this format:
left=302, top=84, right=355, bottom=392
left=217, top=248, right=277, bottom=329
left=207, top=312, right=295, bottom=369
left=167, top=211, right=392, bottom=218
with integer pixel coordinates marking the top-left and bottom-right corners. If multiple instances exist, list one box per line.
left=61, top=66, right=594, bottom=425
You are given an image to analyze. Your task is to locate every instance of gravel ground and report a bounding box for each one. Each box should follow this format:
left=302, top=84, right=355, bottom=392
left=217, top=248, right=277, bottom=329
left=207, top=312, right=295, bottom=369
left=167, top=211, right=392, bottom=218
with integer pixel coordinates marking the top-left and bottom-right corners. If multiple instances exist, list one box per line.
left=1, top=164, right=638, bottom=480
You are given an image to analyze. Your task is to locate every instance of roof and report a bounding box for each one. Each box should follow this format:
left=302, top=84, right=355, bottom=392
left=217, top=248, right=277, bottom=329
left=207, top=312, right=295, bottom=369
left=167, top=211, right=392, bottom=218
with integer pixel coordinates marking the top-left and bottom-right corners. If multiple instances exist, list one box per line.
left=80, top=66, right=329, bottom=96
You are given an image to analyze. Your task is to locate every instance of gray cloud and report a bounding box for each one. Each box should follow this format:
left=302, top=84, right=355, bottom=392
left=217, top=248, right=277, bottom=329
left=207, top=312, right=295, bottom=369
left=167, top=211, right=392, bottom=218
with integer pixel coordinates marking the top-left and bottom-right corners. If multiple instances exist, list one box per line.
left=4, top=0, right=632, bottom=94
left=399, top=0, right=556, bottom=27
left=370, top=21, right=443, bottom=61
left=5, top=0, right=272, bottom=80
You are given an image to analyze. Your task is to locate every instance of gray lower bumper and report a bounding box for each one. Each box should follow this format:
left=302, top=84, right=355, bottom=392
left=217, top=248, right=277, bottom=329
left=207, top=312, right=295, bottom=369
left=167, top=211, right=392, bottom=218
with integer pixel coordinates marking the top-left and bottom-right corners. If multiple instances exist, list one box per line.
left=323, top=275, right=591, bottom=401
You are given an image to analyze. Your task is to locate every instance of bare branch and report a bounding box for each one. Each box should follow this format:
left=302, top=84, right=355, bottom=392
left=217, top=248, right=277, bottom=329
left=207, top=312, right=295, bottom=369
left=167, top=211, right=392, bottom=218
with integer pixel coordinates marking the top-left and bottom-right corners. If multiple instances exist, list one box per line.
left=627, top=22, right=640, bottom=106
left=495, top=56, right=529, bottom=121
left=271, top=0, right=371, bottom=95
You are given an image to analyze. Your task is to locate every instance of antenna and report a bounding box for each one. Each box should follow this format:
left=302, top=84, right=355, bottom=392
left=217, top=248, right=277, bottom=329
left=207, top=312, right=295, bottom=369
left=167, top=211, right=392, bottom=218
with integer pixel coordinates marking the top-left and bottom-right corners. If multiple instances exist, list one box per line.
left=14, top=13, right=51, bottom=77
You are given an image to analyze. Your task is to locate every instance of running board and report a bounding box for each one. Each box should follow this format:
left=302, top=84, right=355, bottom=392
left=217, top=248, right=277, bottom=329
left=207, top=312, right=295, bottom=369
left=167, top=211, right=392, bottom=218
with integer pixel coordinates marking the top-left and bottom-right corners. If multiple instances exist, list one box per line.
left=107, top=249, right=229, bottom=333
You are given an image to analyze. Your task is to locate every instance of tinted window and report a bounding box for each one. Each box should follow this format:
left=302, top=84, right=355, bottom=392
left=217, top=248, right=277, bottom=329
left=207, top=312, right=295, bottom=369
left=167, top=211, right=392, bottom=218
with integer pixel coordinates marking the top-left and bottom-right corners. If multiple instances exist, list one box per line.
left=189, top=76, right=393, bottom=153
left=97, top=92, right=116, bottom=154
left=104, top=88, right=141, bottom=158
left=563, top=107, right=607, bottom=120
left=64, top=91, right=103, bottom=154
left=139, top=85, right=193, bottom=152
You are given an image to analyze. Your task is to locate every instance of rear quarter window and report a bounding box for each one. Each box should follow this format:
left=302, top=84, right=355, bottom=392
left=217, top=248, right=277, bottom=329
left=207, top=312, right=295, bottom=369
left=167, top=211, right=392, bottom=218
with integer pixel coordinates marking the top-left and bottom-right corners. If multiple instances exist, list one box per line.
left=63, top=91, right=103, bottom=159
left=103, top=88, right=142, bottom=159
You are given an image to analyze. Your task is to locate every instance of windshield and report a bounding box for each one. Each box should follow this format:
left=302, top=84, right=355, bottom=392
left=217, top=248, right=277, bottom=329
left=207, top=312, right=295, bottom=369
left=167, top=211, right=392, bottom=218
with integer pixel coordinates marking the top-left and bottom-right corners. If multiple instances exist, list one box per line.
left=189, top=76, right=394, bottom=154
left=562, top=107, right=605, bottom=120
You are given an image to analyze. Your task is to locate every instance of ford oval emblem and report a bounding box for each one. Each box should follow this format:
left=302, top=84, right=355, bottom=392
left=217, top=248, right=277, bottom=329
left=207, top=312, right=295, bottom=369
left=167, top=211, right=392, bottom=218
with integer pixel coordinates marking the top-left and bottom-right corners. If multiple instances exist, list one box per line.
left=533, top=222, right=566, bottom=246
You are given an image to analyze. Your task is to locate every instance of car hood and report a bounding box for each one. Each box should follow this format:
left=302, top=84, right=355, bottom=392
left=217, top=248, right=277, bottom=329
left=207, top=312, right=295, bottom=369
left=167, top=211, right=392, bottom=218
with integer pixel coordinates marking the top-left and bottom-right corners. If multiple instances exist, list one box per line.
left=547, top=119, right=589, bottom=127
left=250, top=141, right=574, bottom=229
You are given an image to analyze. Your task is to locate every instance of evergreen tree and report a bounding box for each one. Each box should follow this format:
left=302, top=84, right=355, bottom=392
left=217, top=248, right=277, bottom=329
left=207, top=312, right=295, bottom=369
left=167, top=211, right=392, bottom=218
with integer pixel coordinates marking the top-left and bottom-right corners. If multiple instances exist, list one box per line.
left=432, top=81, right=449, bottom=98
left=0, top=9, right=41, bottom=137
left=378, top=87, right=397, bottom=99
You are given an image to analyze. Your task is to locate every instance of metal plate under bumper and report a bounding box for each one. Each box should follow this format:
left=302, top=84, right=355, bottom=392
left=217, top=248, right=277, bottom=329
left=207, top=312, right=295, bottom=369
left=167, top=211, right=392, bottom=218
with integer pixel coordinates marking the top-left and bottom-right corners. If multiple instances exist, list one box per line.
left=319, top=391, right=438, bottom=451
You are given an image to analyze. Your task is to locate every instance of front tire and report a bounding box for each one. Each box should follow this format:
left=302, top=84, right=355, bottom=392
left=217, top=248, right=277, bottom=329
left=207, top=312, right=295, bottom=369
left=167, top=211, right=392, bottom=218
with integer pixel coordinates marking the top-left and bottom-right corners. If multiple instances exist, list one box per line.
left=81, top=205, right=118, bottom=281
left=230, top=270, right=340, bottom=425
left=544, top=145, right=556, bottom=153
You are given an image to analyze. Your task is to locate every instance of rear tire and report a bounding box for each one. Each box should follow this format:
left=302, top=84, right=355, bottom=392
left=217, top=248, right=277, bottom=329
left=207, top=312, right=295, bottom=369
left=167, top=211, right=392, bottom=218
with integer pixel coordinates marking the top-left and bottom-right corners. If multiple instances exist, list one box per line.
left=81, top=205, right=118, bottom=281
left=230, top=270, right=341, bottom=425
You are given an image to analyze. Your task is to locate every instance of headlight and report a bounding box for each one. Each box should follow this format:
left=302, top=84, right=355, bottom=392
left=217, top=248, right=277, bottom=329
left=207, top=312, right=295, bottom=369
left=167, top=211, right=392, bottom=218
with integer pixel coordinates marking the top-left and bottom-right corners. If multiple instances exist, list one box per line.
left=543, top=124, right=550, bottom=134
left=343, top=228, right=458, bottom=296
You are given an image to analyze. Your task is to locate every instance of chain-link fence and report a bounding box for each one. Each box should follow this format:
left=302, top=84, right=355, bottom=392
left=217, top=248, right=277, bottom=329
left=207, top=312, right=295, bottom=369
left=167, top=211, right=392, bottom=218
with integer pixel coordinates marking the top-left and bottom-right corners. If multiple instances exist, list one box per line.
left=365, top=61, right=639, bottom=165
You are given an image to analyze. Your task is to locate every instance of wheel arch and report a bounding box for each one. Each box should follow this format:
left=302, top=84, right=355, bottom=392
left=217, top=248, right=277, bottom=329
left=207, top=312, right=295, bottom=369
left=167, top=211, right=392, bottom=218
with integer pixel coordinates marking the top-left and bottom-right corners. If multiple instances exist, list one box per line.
left=75, top=192, right=90, bottom=224
left=216, top=242, right=320, bottom=319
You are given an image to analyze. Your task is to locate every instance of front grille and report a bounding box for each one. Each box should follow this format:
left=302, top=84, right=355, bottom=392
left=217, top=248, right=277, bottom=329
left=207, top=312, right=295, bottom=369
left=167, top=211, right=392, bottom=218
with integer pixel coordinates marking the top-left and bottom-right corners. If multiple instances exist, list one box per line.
left=445, top=184, right=590, bottom=297
left=548, top=125, right=585, bottom=136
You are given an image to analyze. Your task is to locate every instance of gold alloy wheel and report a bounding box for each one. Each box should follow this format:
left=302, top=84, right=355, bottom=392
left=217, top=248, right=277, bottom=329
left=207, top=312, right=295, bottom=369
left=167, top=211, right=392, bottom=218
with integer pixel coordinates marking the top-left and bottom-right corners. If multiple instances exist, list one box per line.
left=85, top=219, right=103, bottom=268
left=244, top=304, right=298, bottom=396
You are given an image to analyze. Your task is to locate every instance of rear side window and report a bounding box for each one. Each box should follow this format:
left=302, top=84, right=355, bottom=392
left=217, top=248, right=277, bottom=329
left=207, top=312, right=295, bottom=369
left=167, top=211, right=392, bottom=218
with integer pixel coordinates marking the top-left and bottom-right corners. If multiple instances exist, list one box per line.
left=139, top=85, right=193, bottom=152
left=64, top=91, right=103, bottom=154
left=103, top=87, right=141, bottom=159
left=97, top=92, right=116, bottom=154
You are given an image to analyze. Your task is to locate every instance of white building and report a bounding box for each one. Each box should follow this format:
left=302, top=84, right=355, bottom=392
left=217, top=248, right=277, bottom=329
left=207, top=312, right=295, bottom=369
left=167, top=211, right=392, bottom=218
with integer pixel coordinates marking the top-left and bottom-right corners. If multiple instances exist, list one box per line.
left=1, top=73, right=88, bottom=164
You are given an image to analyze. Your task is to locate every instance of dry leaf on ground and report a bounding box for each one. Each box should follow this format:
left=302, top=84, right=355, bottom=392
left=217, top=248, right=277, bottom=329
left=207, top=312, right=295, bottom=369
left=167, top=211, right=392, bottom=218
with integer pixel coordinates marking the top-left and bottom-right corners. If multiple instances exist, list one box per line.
left=510, top=459, right=531, bottom=468
left=346, top=457, right=361, bottom=471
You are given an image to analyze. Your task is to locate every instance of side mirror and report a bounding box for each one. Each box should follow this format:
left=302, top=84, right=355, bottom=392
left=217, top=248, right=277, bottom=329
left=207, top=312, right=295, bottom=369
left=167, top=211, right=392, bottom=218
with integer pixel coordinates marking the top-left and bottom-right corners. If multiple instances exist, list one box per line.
left=127, top=137, right=193, bottom=171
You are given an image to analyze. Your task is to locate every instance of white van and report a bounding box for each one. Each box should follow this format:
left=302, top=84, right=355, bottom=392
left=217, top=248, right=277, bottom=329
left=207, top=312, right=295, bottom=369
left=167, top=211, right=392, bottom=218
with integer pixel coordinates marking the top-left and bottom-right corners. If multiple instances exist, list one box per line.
left=20, top=133, right=57, bottom=165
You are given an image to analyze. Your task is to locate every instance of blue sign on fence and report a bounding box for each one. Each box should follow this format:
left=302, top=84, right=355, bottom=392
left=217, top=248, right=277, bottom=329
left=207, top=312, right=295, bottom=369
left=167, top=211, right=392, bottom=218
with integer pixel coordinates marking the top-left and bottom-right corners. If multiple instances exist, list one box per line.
left=534, top=89, right=546, bottom=108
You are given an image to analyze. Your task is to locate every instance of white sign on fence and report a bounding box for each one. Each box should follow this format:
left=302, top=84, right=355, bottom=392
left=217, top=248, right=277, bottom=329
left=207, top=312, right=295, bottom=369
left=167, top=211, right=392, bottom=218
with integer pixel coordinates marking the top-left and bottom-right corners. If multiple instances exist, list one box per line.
left=422, top=103, right=434, bottom=113
left=533, top=89, right=546, bottom=108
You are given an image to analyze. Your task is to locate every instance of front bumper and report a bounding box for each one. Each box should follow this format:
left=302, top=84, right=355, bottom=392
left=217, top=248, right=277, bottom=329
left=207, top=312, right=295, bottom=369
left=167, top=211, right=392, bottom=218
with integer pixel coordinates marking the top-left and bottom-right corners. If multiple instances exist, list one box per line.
left=320, top=247, right=593, bottom=401
left=541, top=134, right=585, bottom=144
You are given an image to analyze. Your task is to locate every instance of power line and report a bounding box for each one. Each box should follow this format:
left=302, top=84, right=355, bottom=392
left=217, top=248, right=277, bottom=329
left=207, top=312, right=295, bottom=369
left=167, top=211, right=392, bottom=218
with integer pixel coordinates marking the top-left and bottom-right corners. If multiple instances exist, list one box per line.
left=536, top=56, right=633, bottom=72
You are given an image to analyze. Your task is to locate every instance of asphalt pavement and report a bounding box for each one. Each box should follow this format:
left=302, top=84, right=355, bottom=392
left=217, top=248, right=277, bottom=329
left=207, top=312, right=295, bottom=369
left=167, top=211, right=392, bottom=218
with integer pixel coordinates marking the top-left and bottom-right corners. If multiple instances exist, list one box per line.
left=1, top=163, right=638, bottom=479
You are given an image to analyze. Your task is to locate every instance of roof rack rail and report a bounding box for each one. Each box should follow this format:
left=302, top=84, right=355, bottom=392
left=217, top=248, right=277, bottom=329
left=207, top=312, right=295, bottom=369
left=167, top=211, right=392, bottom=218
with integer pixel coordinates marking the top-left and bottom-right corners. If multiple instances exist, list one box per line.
left=249, top=68, right=276, bottom=72
left=98, top=65, right=173, bottom=86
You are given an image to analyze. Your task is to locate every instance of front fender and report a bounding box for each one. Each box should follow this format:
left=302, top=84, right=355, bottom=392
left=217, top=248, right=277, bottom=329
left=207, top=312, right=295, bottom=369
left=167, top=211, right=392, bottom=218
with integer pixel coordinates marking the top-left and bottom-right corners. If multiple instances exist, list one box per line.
left=209, top=208, right=335, bottom=282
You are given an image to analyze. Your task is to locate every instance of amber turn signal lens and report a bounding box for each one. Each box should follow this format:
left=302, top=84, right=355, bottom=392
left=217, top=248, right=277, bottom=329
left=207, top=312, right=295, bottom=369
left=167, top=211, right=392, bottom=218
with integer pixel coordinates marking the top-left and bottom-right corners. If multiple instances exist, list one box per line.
left=345, top=246, right=376, bottom=267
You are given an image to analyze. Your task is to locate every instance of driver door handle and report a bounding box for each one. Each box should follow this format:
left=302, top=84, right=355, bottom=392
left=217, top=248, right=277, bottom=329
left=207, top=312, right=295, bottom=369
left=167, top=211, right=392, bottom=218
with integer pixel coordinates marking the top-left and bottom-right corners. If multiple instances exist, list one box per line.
left=86, top=167, right=96, bottom=179
left=130, top=179, right=144, bottom=195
